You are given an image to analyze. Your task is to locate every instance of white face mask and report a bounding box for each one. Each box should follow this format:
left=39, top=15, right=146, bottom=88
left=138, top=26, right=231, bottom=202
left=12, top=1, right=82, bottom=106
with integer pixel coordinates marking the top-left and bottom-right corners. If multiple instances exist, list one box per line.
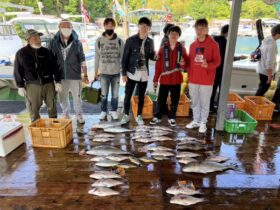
left=61, top=28, right=72, bottom=37
left=30, top=44, right=41, bottom=49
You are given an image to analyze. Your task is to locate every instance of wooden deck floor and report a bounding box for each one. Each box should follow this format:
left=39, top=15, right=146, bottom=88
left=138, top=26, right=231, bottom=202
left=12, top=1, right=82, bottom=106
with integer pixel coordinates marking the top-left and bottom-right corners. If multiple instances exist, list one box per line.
left=1, top=113, right=280, bottom=210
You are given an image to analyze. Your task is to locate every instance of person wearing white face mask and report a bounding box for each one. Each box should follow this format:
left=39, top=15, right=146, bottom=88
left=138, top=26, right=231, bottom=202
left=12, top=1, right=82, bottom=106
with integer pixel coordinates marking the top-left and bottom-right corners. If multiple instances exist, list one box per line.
left=13, top=29, right=61, bottom=122
left=49, top=19, right=89, bottom=124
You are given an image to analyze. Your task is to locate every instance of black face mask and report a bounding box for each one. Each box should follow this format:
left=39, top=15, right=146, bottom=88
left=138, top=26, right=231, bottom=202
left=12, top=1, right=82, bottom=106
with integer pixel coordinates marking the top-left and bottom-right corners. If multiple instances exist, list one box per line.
left=105, top=29, right=114, bottom=36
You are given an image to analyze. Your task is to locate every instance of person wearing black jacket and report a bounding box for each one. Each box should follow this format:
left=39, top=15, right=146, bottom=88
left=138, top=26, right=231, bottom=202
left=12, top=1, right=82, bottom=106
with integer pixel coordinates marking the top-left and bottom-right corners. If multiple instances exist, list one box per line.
left=14, top=29, right=61, bottom=122
left=121, top=17, right=156, bottom=125
left=210, top=24, right=247, bottom=112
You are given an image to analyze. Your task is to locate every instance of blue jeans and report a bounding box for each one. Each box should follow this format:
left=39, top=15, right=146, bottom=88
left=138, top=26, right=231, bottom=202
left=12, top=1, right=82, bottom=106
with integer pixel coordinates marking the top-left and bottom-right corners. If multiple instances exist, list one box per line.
left=100, top=74, right=120, bottom=112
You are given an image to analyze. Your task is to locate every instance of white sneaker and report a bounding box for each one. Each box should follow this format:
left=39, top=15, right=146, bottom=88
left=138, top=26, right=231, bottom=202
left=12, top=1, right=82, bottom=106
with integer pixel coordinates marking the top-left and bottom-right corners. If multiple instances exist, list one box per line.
left=77, top=114, right=85, bottom=124
left=111, top=111, right=119, bottom=120
left=150, top=117, right=161, bottom=125
left=186, top=121, right=200, bottom=129
left=63, top=112, right=71, bottom=119
left=199, top=123, right=207, bottom=133
left=121, top=114, right=130, bottom=124
left=168, top=119, right=176, bottom=127
left=136, top=115, right=144, bottom=125
left=99, top=111, right=107, bottom=121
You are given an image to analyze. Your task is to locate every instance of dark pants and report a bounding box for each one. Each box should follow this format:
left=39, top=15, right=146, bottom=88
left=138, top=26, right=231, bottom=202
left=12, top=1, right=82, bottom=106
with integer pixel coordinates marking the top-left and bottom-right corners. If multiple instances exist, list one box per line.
left=210, top=73, right=222, bottom=110
left=25, top=83, right=57, bottom=122
left=272, top=78, right=280, bottom=109
left=155, top=84, right=181, bottom=119
left=123, top=78, right=147, bottom=116
left=255, top=73, right=271, bottom=96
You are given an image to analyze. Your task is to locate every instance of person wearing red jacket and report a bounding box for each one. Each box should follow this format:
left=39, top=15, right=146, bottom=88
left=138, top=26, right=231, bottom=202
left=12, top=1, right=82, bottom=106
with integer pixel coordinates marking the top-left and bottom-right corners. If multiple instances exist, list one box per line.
left=150, top=25, right=188, bottom=127
left=186, top=18, right=221, bottom=133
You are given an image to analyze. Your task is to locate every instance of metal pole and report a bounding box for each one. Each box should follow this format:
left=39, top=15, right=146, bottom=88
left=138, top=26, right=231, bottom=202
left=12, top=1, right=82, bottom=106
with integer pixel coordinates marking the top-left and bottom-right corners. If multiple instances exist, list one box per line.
left=123, top=0, right=129, bottom=39
left=215, top=0, right=242, bottom=130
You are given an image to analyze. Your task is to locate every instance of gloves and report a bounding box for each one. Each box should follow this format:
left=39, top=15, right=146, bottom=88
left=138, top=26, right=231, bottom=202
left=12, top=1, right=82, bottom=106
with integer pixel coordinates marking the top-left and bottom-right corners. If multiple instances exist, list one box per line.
left=55, top=83, right=62, bottom=93
left=18, top=88, right=26, bottom=97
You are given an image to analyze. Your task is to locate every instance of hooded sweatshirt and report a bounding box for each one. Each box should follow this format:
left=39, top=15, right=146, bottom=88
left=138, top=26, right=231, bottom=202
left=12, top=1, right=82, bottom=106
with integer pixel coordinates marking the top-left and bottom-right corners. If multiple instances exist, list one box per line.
left=188, top=35, right=221, bottom=85
left=95, top=33, right=124, bottom=75
left=257, top=36, right=278, bottom=76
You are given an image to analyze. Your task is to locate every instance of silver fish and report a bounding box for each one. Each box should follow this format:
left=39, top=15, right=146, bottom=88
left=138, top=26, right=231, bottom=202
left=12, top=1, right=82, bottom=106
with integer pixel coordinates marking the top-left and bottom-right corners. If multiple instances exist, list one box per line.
left=170, top=195, right=205, bottom=206
left=178, top=157, right=197, bottom=165
left=139, top=156, right=157, bottom=163
left=152, top=126, right=174, bottom=132
left=87, top=146, right=129, bottom=156
left=129, top=156, right=141, bottom=166
left=150, top=132, right=171, bottom=137
left=89, top=171, right=122, bottom=179
left=95, top=160, right=119, bottom=168
left=153, top=136, right=173, bottom=142
left=92, top=122, right=124, bottom=129
left=147, top=146, right=173, bottom=152
left=182, top=161, right=234, bottom=174
left=132, top=134, right=151, bottom=139
left=176, top=152, right=201, bottom=158
left=92, top=179, right=124, bottom=187
left=166, top=185, right=201, bottom=195
left=153, top=156, right=169, bottom=160
left=92, top=138, right=114, bottom=142
left=176, top=136, right=198, bottom=141
left=90, top=156, right=107, bottom=162
left=117, top=163, right=137, bottom=169
left=151, top=151, right=175, bottom=157
left=135, top=138, right=155, bottom=143
left=206, top=156, right=229, bottom=163
left=106, top=155, right=129, bottom=162
left=177, top=144, right=206, bottom=151
left=104, top=127, right=133, bottom=133
left=88, top=187, right=119, bottom=197
left=94, top=133, right=115, bottom=138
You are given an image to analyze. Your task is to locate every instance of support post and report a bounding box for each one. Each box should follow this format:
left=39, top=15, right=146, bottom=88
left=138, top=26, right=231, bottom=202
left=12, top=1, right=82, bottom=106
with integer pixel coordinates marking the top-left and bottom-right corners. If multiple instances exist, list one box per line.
left=215, top=0, right=242, bottom=130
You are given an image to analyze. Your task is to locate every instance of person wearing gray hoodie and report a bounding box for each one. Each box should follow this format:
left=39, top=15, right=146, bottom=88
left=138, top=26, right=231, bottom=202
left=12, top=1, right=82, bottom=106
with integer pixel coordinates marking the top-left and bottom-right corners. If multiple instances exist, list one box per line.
left=94, top=18, right=124, bottom=121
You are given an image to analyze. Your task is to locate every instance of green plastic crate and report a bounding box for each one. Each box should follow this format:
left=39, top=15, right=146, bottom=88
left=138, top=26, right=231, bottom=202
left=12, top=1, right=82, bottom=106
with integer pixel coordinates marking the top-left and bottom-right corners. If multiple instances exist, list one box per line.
left=224, top=110, right=257, bottom=134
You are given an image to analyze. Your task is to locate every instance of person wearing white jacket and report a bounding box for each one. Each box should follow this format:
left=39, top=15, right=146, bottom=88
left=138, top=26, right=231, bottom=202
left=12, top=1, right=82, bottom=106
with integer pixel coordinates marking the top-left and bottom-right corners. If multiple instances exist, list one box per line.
left=256, top=24, right=280, bottom=96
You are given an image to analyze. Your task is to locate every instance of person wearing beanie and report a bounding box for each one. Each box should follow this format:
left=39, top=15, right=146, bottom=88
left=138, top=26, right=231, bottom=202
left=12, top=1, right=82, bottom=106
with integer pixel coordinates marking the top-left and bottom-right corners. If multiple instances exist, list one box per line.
left=160, top=23, right=175, bottom=47
left=186, top=18, right=221, bottom=133
left=121, top=17, right=156, bottom=125
left=150, top=25, right=188, bottom=127
left=255, top=24, right=280, bottom=97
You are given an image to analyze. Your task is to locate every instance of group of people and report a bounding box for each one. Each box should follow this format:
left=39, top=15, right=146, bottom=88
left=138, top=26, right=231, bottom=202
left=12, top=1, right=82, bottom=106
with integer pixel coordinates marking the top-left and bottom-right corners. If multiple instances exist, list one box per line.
left=94, top=17, right=221, bottom=133
left=14, top=16, right=280, bottom=133
left=14, top=19, right=88, bottom=124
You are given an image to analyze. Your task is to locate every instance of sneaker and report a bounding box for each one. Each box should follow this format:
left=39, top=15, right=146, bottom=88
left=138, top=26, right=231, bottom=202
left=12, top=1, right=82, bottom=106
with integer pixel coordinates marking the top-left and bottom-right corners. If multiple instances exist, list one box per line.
left=168, top=119, right=176, bottom=127
left=121, top=114, right=130, bottom=124
left=199, top=123, right=207, bottom=133
left=136, top=115, right=144, bottom=125
left=99, top=111, right=107, bottom=121
left=111, top=111, right=119, bottom=120
left=150, top=117, right=161, bottom=125
left=63, top=112, right=71, bottom=119
left=77, top=114, right=85, bottom=124
left=186, top=121, right=200, bottom=129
